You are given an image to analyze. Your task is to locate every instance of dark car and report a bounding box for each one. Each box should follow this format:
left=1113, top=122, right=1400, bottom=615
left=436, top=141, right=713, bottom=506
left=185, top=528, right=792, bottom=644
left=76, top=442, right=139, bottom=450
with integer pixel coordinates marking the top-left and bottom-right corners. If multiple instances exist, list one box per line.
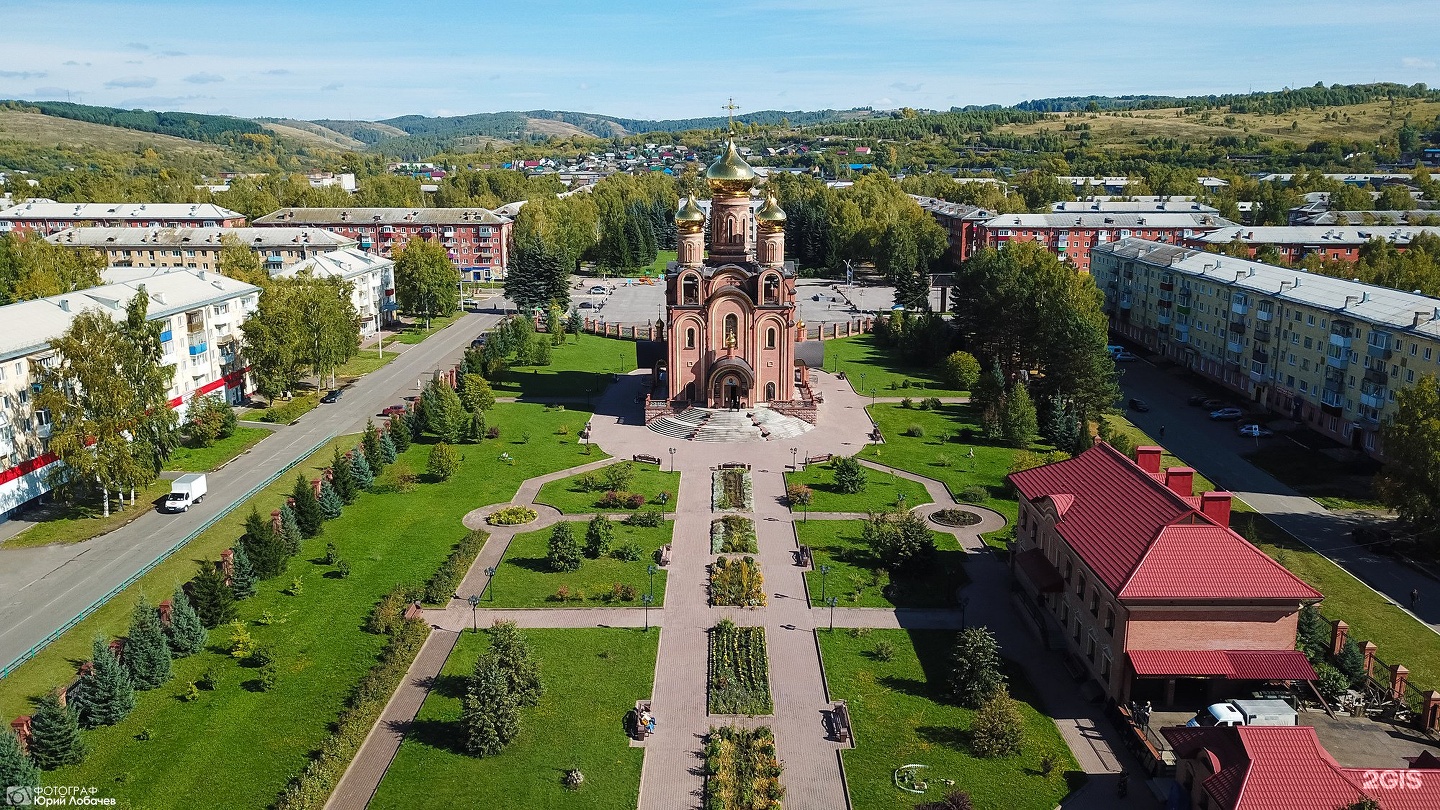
left=1209, top=407, right=1245, bottom=421
left=321, top=389, right=342, bottom=404
left=1128, top=398, right=1151, bottom=412
left=471, top=334, right=488, bottom=348
left=1187, top=395, right=1210, bottom=406
left=381, top=404, right=407, bottom=417
left=1202, top=398, right=1227, bottom=410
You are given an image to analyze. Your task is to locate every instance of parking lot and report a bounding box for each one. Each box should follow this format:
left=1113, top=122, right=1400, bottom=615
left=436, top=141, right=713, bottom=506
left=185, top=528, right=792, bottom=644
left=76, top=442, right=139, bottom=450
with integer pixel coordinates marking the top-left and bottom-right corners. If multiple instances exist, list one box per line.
left=1145, top=708, right=1440, bottom=769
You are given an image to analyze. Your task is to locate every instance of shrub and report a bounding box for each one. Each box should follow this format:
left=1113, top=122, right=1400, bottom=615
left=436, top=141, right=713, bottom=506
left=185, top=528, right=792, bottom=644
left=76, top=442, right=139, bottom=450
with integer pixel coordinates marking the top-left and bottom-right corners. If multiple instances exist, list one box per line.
left=939, top=350, right=981, bottom=391
left=184, top=393, right=238, bottom=447
left=923, top=396, right=943, bottom=410
left=900, top=397, right=914, bottom=409
left=388, top=461, right=419, bottom=493
left=335, top=559, right=352, bottom=579
left=610, top=582, right=638, bottom=602
left=626, top=493, right=647, bottom=509
left=786, top=483, right=813, bottom=508
left=198, top=667, right=224, bottom=691
left=486, top=425, right=501, bottom=440
left=427, top=442, right=461, bottom=481
left=487, top=506, right=537, bottom=526
left=624, top=510, right=664, bottom=527
left=575, top=472, right=602, bottom=492
left=583, top=514, right=615, bottom=558
left=873, top=640, right=895, bottom=662
left=367, top=585, right=420, bottom=635
left=423, top=530, right=487, bottom=605
left=261, top=393, right=320, bottom=425
left=864, top=511, right=937, bottom=574
left=258, top=665, right=279, bottom=692
left=1314, top=662, right=1350, bottom=702
left=970, top=689, right=1025, bottom=758
left=249, top=645, right=276, bottom=668
left=553, top=585, right=572, bottom=602
left=547, top=523, right=582, bottom=572
left=601, top=461, right=636, bottom=491
left=181, top=682, right=201, bottom=702
left=904, top=423, right=925, bottom=437
left=831, top=455, right=867, bottom=494
left=917, top=791, right=975, bottom=810
left=959, top=485, right=989, bottom=504
left=611, top=543, right=643, bottom=562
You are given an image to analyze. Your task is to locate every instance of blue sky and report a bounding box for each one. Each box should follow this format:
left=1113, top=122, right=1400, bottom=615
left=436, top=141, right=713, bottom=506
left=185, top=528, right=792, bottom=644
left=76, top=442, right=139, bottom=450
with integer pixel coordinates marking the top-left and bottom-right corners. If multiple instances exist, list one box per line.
left=2, top=0, right=1436, bottom=122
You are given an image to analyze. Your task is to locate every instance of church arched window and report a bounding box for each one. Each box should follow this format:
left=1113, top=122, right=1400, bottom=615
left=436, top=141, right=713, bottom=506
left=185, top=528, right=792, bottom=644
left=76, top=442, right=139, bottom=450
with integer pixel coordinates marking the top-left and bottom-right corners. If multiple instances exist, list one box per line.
left=685, top=328, right=696, bottom=349
left=682, top=275, right=699, bottom=305
left=762, top=274, right=780, bottom=305
left=766, top=327, right=776, bottom=349
left=724, top=314, right=738, bottom=347
left=726, top=215, right=741, bottom=243
left=766, top=382, right=776, bottom=401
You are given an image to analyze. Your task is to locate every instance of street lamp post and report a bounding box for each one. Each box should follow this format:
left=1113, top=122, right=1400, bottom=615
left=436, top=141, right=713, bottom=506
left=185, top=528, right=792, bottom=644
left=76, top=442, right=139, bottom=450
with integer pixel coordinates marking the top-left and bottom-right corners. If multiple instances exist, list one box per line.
left=642, top=592, right=654, bottom=631
left=959, top=596, right=970, bottom=630
left=827, top=596, right=838, bottom=631
left=467, top=594, right=480, bottom=633
left=484, top=566, right=497, bottom=602
left=647, top=563, right=657, bottom=600
left=669, top=447, right=676, bottom=472
left=791, top=447, right=798, bottom=472
left=820, top=564, right=832, bottom=604
left=860, top=372, right=866, bottom=400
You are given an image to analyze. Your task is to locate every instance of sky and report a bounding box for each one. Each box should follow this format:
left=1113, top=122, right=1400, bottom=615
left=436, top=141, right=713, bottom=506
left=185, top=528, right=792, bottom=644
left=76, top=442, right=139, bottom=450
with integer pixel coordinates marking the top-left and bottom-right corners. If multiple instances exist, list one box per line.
left=2, top=0, right=1438, bottom=123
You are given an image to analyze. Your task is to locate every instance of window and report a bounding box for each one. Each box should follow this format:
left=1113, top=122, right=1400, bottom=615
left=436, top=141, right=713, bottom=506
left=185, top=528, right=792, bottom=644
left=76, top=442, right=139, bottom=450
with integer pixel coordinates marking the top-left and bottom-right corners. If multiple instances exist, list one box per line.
left=1076, top=574, right=1086, bottom=597
left=1089, top=590, right=1099, bottom=615
left=1086, top=634, right=1096, bottom=663
left=1101, top=654, right=1112, bottom=681
left=1104, top=609, right=1114, bottom=634
left=723, top=314, right=738, bottom=346
left=685, top=328, right=695, bottom=350
left=766, top=328, right=776, bottom=349
left=765, top=382, right=776, bottom=401
left=1063, top=560, right=1073, bottom=582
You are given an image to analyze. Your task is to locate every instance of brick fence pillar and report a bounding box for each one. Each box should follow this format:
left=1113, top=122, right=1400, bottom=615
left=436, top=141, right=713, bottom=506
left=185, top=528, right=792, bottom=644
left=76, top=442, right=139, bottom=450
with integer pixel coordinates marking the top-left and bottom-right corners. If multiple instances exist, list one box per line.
left=311, top=478, right=323, bottom=498
left=54, top=685, right=67, bottom=708
left=11, top=717, right=31, bottom=753
left=158, top=599, right=173, bottom=627
left=1331, top=620, right=1349, bottom=657
left=108, top=638, right=125, bottom=662
left=1391, top=664, right=1409, bottom=701
left=1363, top=641, right=1378, bottom=677
left=271, top=509, right=283, bottom=536
left=220, top=549, right=235, bottom=584
left=1424, top=691, right=1440, bottom=732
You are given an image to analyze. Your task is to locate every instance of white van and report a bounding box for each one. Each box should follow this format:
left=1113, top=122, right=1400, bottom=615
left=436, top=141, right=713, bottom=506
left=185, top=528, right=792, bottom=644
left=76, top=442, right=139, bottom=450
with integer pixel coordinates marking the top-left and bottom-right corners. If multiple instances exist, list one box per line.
left=163, top=474, right=207, bottom=513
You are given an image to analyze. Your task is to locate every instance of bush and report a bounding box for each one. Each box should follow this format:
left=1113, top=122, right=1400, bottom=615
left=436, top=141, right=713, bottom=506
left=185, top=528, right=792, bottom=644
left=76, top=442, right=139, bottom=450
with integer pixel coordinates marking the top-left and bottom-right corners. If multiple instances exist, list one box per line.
left=367, top=584, right=421, bottom=635
left=864, top=511, right=937, bottom=574
left=258, top=665, right=279, bottom=692
left=611, top=543, right=643, bottom=562
left=970, top=690, right=1025, bottom=758
left=423, top=530, right=487, bottom=605
left=601, top=461, right=636, bottom=491
left=547, top=523, right=582, bottom=572
left=261, top=393, right=320, bottom=424
left=916, top=791, right=974, bottom=810
left=1314, top=662, right=1350, bottom=702
left=959, top=485, right=989, bottom=504
left=900, top=397, right=914, bottom=409
left=873, top=640, right=895, bottom=662
left=626, top=493, right=647, bottom=509
left=939, top=350, right=981, bottom=391
left=427, top=442, right=460, bottom=481
left=583, top=514, right=615, bottom=558
left=831, top=455, right=867, bottom=494
left=904, top=423, right=925, bottom=437
left=388, top=461, right=419, bottom=493
left=248, top=645, right=275, bottom=668
left=575, top=472, right=603, bottom=492
left=185, top=392, right=237, bottom=447
left=786, top=483, right=813, bottom=508
left=610, top=582, right=638, bottom=602
left=486, top=425, right=501, bottom=440
left=923, top=396, right=943, bottom=410
left=487, top=506, right=537, bottom=526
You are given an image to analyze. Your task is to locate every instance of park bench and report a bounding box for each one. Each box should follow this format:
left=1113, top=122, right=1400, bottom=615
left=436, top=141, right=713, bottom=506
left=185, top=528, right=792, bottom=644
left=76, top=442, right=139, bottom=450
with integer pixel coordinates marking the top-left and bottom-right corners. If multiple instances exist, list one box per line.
left=869, top=429, right=883, bottom=442
left=717, top=462, right=751, bottom=471
left=633, top=453, right=663, bottom=466
left=831, top=700, right=853, bottom=744
left=658, top=544, right=673, bottom=567
left=796, top=545, right=813, bottom=568
left=634, top=700, right=654, bottom=740
left=805, top=453, right=833, bottom=465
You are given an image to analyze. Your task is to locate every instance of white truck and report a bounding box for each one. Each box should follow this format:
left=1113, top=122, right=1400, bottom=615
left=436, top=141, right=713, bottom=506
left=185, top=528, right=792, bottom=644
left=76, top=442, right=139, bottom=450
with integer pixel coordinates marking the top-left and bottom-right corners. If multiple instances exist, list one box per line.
left=1187, top=698, right=1297, bottom=727
left=163, top=474, right=207, bottom=513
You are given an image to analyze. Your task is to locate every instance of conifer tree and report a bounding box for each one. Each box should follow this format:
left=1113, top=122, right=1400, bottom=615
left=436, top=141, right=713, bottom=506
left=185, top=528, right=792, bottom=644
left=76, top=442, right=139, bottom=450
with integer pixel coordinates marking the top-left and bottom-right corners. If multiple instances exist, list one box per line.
left=330, top=448, right=357, bottom=505
left=546, top=522, right=581, bottom=572
left=74, top=638, right=135, bottom=728
left=466, top=410, right=486, bottom=444
left=949, top=626, right=1007, bottom=709
left=163, top=586, right=207, bottom=657
left=488, top=621, right=544, bottom=706
left=363, top=419, right=384, bottom=472
left=350, top=449, right=374, bottom=492
left=291, top=474, right=323, bottom=538
left=277, top=503, right=302, bottom=557
left=189, top=563, right=237, bottom=629
left=388, top=413, right=411, bottom=452
left=378, top=429, right=398, bottom=465
left=242, top=506, right=284, bottom=579
left=0, top=724, right=40, bottom=793
left=584, top=514, right=614, bottom=559
left=26, top=691, right=85, bottom=770
left=229, top=544, right=257, bottom=600
left=318, top=478, right=344, bottom=520
left=124, top=597, right=172, bottom=690
left=1000, top=384, right=1039, bottom=449
left=463, top=651, right=520, bottom=757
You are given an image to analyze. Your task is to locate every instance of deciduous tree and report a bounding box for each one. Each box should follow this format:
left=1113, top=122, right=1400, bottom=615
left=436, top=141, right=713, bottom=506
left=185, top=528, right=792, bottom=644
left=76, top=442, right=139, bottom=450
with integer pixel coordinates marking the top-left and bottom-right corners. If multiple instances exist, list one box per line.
left=394, top=238, right=459, bottom=328
left=217, top=234, right=269, bottom=286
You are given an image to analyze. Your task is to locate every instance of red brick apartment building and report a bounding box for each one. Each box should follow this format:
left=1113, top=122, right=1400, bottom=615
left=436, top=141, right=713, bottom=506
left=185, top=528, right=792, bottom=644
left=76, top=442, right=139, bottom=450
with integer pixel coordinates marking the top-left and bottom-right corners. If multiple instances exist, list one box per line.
left=0, top=201, right=246, bottom=235
left=251, top=207, right=513, bottom=281
left=1008, top=443, right=1320, bottom=707
left=910, top=195, right=996, bottom=270
left=974, top=212, right=1233, bottom=272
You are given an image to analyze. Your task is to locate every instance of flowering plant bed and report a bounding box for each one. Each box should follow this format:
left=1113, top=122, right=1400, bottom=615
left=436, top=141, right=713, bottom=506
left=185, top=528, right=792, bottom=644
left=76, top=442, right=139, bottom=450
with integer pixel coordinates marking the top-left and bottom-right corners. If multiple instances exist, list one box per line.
left=704, top=725, right=784, bottom=810
left=711, top=516, right=758, bottom=554
left=707, top=620, right=773, bottom=715
left=712, top=468, right=754, bottom=511
left=710, top=556, right=765, bottom=607
left=486, top=505, right=538, bottom=526
left=929, top=508, right=981, bottom=527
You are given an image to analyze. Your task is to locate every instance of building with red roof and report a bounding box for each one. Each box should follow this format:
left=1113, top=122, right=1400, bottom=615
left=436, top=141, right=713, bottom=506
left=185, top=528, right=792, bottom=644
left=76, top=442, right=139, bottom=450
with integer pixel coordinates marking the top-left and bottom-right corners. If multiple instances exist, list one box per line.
left=1008, top=442, right=1321, bottom=706
left=1162, top=724, right=1440, bottom=810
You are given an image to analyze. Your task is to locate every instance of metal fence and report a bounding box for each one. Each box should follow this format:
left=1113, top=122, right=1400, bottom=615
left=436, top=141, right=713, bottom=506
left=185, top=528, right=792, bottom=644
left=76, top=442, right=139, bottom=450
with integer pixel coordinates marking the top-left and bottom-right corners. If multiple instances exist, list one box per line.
left=0, top=433, right=335, bottom=681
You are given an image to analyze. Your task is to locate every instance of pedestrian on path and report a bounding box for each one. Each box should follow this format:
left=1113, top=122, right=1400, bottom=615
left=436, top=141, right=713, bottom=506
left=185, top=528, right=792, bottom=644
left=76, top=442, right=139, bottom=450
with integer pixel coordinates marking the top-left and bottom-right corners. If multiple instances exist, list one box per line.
left=1159, top=425, right=1166, bottom=439
left=1413, top=588, right=1421, bottom=611
left=1117, top=770, right=1129, bottom=798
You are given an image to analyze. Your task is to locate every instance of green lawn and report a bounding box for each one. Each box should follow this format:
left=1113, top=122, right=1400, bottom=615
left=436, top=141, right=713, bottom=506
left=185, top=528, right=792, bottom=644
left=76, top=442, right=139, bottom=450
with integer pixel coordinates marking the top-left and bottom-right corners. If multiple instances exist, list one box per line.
left=535, top=466, right=679, bottom=513
left=798, top=520, right=965, bottom=608
left=1, top=404, right=601, bottom=808
left=784, top=464, right=931, bottom=514
left=163, top=427, right=271, bottom=473
left=336, top=347, right=401, bottom=379
left=396, top=312, right=465, bottom=345
left=819, top=629, right=1078, bottom=810
left=823, top=334, right=965, bottom=396
left=488, top=522, right=672, bottom=608
left=371, top=627, right=658, bottom=810
left=493, top=334, right=639, bottom=400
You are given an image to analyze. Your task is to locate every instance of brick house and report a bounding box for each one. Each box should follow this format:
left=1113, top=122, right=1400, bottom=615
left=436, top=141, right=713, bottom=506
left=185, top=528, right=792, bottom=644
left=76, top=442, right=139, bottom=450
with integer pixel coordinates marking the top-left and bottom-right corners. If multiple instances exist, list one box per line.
left=1008, top=443, right=1320, bottom=707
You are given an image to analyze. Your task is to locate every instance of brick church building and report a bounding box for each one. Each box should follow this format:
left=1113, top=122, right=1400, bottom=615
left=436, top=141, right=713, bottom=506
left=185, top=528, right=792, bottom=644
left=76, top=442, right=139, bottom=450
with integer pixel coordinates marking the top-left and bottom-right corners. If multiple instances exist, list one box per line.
left=646, top=142, right=817, bottom=419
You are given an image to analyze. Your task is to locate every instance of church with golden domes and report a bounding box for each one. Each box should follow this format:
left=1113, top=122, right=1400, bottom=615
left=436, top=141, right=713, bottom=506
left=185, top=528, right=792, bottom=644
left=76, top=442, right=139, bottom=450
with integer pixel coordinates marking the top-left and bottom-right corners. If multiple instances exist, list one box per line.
left=643, top=140, right=819, bottom=424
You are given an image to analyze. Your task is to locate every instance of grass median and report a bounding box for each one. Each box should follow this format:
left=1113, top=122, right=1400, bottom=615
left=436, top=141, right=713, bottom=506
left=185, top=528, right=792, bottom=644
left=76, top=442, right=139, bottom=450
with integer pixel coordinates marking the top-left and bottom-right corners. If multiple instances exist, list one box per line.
left=486, top=521, right=671, bottom=608
left=798, top=520, right=965, bottom=608
left=535, top=465, right=678, bottom=513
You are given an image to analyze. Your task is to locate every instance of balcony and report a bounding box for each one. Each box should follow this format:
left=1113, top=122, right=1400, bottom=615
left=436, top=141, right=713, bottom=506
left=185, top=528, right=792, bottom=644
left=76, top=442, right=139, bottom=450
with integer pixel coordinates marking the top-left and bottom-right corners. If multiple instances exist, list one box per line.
left=1320, top=389, right=1346, bottom=408
left=1175, top=305, right=1191, bottom=316
left=1227, top=339, right=1245, bottom=354
left=1325, top=353, right=1348, bottom=370
left=1176, top=289, right=1192, bottom=302
left=1329, top=333, right=1353, bottom=349
left=1251, top=348, right=1270, bottom=364
left=1253, top=330, right=1270, bottom=343
left=1159, top=281, right=1174, bottom=292
left=1367, top=343, right=1393, bottom=360
left=189, top=342, right=208, bottom=356
left=1229, top=320, right=1246, bottom=335
left=1250, top=363, right=1268, bottom=382
left=159, top=328, right=173, bottom=342
left=1360, top=391, right=1386, bottom=409
left=1158, top=290, right=1175, bottom=303
left=1119, top=297, right=1132, bottom=310
left=1255, top=308, right=1273, bottom=322
left=1157, top=313, right=1171, bottom=326
left=1231, top=301, right=1249, bottom=316
left=1364, top=367, right=1389, bottom=385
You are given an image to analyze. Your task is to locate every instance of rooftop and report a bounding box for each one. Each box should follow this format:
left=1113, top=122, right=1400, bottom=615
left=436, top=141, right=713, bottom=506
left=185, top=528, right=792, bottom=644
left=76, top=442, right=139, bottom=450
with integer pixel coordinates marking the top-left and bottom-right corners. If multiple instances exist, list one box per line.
left=0, top=201, right=243, bottom=221
left=1050, top=200, right=1219, bottom=214
left=45, top=226, right=356, bottom=249
left=251, top=207, right=510, bottom=226
left=272, top=247, right=393, bottom=280
left=984, top=212, right=1233, bottom=229
left=1190, top=225, right=1440, bottom=246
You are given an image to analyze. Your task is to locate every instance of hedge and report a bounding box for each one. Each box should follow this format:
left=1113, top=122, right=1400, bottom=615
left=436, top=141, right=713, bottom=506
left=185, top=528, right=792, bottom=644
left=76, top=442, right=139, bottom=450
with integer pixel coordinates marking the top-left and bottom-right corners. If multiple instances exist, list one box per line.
left=422, top=530, right=488, bottom=606
left=261, top=394, right=320, bottom=424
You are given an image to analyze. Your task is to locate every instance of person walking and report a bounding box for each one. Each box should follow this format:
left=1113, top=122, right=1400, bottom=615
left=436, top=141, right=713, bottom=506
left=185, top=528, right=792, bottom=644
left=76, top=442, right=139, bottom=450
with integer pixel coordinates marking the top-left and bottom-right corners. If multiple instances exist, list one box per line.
left=1159, top=425, right=1166, bottom=439
left=1412, top=588, right=1421, bottom=611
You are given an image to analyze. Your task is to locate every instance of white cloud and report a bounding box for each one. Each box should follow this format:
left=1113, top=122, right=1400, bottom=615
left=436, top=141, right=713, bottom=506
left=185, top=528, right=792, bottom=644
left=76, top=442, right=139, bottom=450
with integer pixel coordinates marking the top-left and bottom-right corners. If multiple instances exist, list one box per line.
left=105, top=75, right=157, bottom=88
left=320, top=82, right=342, bottom=92
left=1402, top=57, right=1436, bottom=69
left=0, top=70, right=47, bottom=79
left=184, top=72, right=225, bottom=84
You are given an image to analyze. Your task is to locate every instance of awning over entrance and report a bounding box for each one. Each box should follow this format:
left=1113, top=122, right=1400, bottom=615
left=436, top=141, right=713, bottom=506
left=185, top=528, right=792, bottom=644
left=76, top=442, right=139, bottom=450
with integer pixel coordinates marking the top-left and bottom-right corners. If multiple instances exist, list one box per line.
left=1128, top=649, right=1316, bottom=681
left=1014, top=548, right=1065, bottom=593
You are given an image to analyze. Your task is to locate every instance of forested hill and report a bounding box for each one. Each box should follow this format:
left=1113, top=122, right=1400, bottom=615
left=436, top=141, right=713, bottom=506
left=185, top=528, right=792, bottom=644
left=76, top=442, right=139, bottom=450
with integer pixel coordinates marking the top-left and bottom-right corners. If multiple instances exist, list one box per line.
left=0, top=99, right=268, bottom=144
left=1010, top=82, right=1440, bottom=114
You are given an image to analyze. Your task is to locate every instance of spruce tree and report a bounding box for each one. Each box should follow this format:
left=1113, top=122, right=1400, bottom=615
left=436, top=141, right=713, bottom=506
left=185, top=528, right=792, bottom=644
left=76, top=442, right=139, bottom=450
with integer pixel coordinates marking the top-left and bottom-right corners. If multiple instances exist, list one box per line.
left=164, top=586, right=207, bottom=657
left=378, top=429, right=398, bottom=464
left=488, top=621, right=543, bottom=707
left=331, top=448, right=357, bottom=505
left=463, top=651, right=520, bottom=757
left=0, top=724, right=40, bottom=793
left=546, top=522, right=581, bottom=572
left=242, top=506, right=284, bottom=579
left=26, top=692, right=85, bottom=770
left=584, top=514, right=614, bottom=559
left=124, top=597, right=172, bottom=690
left=189, top=563, right=237, bottom=629
left=363, top=419, right=384, bottom=472
left=350, top=449, right=375, bottom=492
left=949, top=626, right=1007, bottom=709
left=291, top=474, right=323, bottom=538
left=318, top=479, right=344, bottom=520
left=466, top=410, right=486, bottom=444
left=229, top=544, right=257, bottom=600
left=74, top=638, right=135, bottom=728
left=277, top=504, right=302, bottom=557
left=388, top=413, right=412, bottom=452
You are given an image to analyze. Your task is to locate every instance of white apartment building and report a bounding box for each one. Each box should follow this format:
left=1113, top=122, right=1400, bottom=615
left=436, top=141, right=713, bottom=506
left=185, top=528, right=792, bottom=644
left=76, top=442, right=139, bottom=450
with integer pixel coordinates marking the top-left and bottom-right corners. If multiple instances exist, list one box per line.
left=269, top=247, right=395, bottom=335
left=0, top=201, right=246, bottom=235
left=47, top=227, right=357, bottom=272
left=0, top=268, right=259, bottom=521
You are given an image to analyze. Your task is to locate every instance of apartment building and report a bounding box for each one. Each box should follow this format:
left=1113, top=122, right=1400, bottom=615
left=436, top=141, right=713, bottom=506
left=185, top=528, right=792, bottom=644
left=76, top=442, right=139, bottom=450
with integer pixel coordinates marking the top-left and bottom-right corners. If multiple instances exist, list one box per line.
left=0, top=201, right=246, bottom=235
left=1183, top=225, right=1440, bottom=264
left=1009, top=443, right=1320, bottom=707
left=270, top=247, right=395, bottom=335
left=0, top=268, right=260, bottom=521
left=251, top=207, right=512, bottom=281
left=1050, top=198, right=1219, bottom=215
left=1092, top=238, right=1440, bottom=457
left=47, top=227, right=357, bottom=272
left=975, top=212, right=1233, bottom=272
left=910, top=195, right=996, bottom=270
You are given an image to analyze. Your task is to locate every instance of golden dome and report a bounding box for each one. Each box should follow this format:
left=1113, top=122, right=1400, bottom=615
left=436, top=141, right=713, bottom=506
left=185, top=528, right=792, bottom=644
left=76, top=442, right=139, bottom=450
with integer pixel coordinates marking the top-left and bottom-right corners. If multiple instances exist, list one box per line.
left=756, top=192, right=786, bottom=230
left=675, top=194, right=706, bottom=230
left=705, top=140, right=756, bottom=193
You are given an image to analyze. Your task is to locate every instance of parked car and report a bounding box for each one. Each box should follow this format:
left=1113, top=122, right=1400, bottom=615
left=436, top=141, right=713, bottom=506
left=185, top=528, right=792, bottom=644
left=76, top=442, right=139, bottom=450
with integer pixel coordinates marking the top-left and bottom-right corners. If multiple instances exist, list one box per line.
left=1106, top=344, right=1126, bottom=357
left=381, top=405, right=408, bottom=417
left=579, top=300, right=596, bottom=309
left=321, top=389, right=342, bottom=404
left=1209, top=407, right=1245, bottom=421
left=1187, top=394, right=1211, bottom=406
left=1113, top=351, right=1139, bottom=362
left=1128, top=398, right=1150, bottom=412
left=1202, top=398, right=1227, bottom=410
left=1187, top=700, right=1296, bottom=727
left=589, top=285, right=608, bottom=295
left=1238, top=423, right=1274, bottom=438
left=471, top=334, right=488, bottom=348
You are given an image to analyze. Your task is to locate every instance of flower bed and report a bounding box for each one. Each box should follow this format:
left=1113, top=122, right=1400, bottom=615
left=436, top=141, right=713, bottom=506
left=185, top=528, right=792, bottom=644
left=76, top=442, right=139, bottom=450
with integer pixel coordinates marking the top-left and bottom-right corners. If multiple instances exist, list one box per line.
left=703, top=725, right=784, bottom=810
left=710, top=516, right=758, bottom=554
left=712, top=468, right=754, bottom=511
left=929, top=508, right=981, bottom=527
left=710, top=556, right=765, bottom=607
left=707, top=620, right=773, bottom=715
left=486, top=505, right=537, bottom=526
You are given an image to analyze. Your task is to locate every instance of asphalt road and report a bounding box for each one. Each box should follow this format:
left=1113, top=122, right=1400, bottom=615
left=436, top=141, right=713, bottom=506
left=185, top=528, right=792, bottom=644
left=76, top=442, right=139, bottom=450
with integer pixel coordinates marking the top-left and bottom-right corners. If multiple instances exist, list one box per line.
left=0, top=310, right=499, bottom=676
left=1116, top=356, right=1440, bottom=632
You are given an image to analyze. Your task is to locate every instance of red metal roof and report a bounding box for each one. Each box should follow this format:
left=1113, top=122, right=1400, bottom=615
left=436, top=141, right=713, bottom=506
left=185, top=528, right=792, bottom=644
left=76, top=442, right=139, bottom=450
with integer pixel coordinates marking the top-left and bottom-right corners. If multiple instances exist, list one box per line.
left=1008, top=443, right=1318, bottom=603
left=1128, top=649, right=1315, bottom=681
left=1120, top=526, right=1321, bottom=601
